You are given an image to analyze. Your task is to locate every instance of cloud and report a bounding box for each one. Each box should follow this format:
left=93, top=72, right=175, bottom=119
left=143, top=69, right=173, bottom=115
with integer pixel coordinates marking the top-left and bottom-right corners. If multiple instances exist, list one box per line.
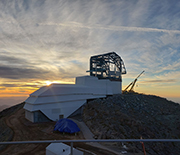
left=0, top=84, right=38, bottom=88
left=155, top=71, right=180, bottom=81
left=0, top=84, right=19, bottom=87
left=39, top=21, right=180, bottom=34
left=0, top=65, right=49, bottom=79
left=0, top=57, right=88, bottom=81
left=141, top=79, right=177, bottom=83
left=0, top=54, right=28, bottom=65
left=0, top=0, right=180, bottom=101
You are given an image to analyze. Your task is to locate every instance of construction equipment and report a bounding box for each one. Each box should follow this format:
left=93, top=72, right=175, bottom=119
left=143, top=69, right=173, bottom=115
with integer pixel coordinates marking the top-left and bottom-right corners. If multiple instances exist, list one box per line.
left=123, top=70, right=145, bottom=92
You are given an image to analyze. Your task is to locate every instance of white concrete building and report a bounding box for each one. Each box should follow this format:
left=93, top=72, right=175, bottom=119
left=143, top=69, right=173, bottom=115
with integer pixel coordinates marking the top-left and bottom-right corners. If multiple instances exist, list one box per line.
left=46, top=143, right=83, bottom=155
left=24, top=76, right=122, bottom=122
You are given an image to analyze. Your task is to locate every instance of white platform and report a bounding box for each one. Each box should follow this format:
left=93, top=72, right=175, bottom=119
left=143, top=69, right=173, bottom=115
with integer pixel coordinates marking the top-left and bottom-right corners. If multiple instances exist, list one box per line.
left=46, top=143, right=83, bottom=155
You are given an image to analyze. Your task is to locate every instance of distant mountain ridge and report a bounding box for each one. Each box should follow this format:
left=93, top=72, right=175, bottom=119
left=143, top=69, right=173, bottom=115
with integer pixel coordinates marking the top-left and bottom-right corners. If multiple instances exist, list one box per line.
left=0, top=105, right=9, bottom=112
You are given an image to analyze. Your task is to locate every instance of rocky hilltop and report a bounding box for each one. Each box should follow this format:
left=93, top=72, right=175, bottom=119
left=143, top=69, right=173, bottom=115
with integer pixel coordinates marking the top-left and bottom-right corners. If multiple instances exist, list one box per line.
left=83, top=93, right=180, bottom=155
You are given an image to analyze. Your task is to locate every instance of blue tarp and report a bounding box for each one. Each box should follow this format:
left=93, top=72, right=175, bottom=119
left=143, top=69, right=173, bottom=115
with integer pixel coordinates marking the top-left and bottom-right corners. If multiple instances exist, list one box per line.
left=54, top=118, right=80, bottom=133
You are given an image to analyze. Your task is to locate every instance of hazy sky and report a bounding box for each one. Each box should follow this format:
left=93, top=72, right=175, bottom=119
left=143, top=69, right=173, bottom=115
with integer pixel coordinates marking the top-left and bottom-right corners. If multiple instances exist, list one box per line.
left=0, top=0, right=180, bottom=107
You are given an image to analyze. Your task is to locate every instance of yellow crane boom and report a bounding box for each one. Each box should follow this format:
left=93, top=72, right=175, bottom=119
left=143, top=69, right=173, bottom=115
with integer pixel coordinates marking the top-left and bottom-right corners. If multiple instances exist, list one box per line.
left=123, top=70, right=145, bottom=92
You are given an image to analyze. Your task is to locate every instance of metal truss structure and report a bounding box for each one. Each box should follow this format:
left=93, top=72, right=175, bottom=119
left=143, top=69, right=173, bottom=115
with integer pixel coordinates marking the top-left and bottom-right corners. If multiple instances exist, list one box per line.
left=88, top=52, right=126, bottom=81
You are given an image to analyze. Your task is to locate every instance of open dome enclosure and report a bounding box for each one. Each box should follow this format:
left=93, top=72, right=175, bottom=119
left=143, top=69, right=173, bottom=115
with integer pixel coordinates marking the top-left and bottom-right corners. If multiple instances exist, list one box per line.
left=89, top=52, right=126, bottom=81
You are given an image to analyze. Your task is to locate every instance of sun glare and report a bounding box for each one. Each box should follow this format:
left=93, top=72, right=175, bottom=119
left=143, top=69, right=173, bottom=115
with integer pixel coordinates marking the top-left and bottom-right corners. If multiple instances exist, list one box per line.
left=45, top=80, right=74, bottom=86
left=45, top=81, right=53, bottom=86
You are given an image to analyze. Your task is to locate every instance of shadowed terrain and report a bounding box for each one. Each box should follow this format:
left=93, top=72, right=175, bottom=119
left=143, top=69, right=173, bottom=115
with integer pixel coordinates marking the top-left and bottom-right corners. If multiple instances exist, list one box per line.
left=83, top=93, right=180, bottom=155
left=1, top=93, right=180, bottom=155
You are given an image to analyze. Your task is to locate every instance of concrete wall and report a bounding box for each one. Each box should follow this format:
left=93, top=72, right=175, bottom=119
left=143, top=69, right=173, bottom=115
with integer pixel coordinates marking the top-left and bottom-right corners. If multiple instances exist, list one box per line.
left=25, top=110, right=34, bottom=122
left=25, top=110, right=51, bottom=123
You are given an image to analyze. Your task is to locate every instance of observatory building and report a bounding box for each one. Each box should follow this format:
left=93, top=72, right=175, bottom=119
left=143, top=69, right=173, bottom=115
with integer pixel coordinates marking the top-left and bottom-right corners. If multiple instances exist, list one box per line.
left=23, top=52, right=126, bottom=122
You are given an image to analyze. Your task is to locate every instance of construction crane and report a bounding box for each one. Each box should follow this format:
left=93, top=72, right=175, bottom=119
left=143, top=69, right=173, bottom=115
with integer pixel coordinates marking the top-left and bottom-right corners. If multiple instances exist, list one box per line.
left=123, top=70, right=145, bottom=92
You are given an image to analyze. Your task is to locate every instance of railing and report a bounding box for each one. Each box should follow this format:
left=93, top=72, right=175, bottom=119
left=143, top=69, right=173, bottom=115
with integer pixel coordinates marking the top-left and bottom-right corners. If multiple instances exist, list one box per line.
left=1, top=139, right=180, bottom=155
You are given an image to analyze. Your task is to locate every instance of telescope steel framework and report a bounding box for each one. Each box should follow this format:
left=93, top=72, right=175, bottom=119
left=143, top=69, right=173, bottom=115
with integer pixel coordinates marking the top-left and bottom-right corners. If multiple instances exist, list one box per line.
left=88, top=52, right=126, bottom=81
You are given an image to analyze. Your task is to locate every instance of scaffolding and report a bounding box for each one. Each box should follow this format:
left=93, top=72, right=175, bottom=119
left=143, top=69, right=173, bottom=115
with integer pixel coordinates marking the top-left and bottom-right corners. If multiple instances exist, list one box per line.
left=88, top=52, right=126, bottom=81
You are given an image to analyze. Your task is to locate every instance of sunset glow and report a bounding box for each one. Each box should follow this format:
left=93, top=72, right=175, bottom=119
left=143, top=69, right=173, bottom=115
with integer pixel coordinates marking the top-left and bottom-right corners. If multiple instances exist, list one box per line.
left=0, top=0, right=180, bottom=107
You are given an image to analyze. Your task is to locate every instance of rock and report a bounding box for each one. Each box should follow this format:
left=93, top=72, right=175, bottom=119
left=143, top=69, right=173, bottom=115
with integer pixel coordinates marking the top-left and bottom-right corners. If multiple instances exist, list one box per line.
left=83, top=93, right=180, bottom=155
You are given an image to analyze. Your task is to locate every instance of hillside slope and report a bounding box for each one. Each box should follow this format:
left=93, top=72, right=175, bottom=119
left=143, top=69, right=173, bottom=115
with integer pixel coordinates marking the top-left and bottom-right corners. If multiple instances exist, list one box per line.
left=83, top=93, right=180, bottom=155
left=0, top=103, right=118, bottom=155
left=0, top=102, right=24, bottom=151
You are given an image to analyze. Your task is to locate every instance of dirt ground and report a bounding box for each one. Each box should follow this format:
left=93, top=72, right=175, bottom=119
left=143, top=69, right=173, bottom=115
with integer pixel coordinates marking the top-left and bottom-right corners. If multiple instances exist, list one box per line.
left=0, top=108, right=144, bottom=155
left=0, top=108, right=119, bottom=155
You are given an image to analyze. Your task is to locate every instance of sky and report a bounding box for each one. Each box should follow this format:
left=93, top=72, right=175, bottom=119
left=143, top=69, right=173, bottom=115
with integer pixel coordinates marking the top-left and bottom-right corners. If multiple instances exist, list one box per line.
left=0, top=0, right=180, bottom=110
